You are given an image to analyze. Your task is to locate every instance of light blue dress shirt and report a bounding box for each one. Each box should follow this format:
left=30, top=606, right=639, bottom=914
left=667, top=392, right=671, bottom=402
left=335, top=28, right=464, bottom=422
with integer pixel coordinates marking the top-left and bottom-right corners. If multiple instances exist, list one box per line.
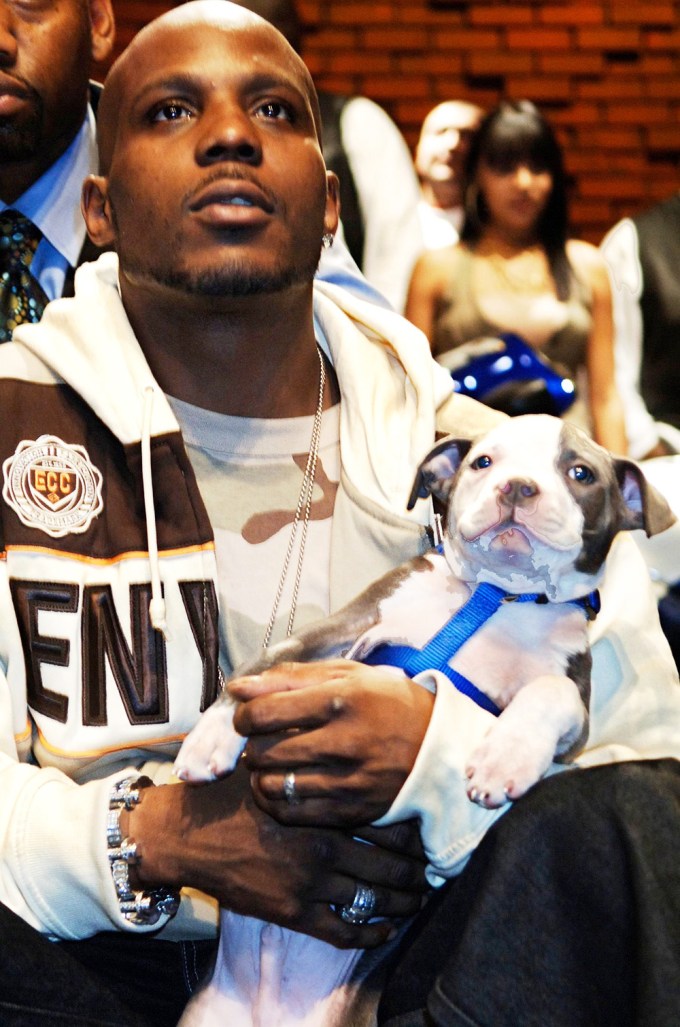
left=0, top=107, right=98, bottom=301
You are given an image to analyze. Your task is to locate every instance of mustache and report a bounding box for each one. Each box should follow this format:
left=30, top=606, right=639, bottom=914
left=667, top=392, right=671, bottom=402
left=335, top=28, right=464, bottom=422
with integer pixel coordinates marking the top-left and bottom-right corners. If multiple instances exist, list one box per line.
left=0, top=69, right=40, bottom=106
left=183, top=168, right=280, bottom=213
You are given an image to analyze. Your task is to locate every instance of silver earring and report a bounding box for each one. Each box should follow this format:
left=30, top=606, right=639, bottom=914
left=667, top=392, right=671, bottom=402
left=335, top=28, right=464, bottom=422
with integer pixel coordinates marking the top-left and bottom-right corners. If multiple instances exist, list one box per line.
left=322, top=232, right=334, bottom=249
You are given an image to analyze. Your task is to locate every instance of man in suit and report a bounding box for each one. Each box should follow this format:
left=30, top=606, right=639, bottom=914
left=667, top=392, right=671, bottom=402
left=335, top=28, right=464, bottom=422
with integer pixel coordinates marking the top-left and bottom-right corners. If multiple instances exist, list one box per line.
left=0, top=0, right=115, bottom=335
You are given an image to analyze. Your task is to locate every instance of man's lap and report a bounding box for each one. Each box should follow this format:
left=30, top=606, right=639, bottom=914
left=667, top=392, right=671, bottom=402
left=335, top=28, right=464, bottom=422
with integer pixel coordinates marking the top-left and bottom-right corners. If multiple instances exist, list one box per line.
left=1, top=760, right=679, bottom=1027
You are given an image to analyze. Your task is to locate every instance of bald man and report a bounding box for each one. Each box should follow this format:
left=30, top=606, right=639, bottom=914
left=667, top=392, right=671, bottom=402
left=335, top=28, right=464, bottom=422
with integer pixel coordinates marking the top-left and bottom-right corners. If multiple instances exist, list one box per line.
left=0, top=3, right=469, bottom=1023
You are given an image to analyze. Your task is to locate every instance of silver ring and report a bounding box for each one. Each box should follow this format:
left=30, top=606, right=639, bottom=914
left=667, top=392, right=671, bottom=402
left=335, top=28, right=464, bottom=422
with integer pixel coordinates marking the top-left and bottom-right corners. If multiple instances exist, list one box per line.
left=334, top=881, right=377, bottom=925
left=283, top=770, right=301, bottom=806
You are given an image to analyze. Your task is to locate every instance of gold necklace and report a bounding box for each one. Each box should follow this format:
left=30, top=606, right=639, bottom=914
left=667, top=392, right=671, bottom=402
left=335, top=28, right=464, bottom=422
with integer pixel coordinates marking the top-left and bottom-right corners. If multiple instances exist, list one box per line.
left=484, top=249, right=552, bottom=294
left=262, top=345, right=325, bottom=648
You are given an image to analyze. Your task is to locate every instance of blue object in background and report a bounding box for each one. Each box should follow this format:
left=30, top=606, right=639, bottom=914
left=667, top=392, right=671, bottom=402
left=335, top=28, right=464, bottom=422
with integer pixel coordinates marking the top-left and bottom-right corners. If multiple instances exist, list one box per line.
left=449, top=333, right=576, bottom=417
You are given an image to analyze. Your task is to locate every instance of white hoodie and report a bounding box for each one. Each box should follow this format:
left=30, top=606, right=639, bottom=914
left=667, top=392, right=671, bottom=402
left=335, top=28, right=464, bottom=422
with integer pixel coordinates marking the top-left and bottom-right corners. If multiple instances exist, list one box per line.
left=0, top=252, right=677, bottom=943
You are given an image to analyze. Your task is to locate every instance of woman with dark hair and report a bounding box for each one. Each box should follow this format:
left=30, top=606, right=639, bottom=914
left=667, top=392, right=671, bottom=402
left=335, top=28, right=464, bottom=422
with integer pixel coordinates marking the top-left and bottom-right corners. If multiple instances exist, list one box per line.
left=406, top=100, right=627, bottom=453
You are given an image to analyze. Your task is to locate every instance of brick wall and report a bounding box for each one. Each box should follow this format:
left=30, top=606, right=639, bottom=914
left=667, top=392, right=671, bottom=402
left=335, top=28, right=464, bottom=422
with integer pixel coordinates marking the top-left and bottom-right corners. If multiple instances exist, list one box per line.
left=106, top=1, right=680, bottom=242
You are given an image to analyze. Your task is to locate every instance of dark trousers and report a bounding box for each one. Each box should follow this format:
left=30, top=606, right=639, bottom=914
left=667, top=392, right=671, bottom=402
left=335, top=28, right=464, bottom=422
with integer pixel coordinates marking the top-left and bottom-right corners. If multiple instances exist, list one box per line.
left=0, top=907, right=216, bottom=1026
left=378, top=759, right=680, bottom=1027
left=1, top=760, right=680, bottom=1026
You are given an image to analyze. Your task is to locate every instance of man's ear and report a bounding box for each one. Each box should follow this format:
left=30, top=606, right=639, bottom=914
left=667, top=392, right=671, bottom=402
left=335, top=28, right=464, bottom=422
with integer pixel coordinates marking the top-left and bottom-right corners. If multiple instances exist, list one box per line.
left=88, top=0, right=116, bottom=64
left=323, top=171, right=340, bottom=238
left=82, top=175, right=115, bottom=248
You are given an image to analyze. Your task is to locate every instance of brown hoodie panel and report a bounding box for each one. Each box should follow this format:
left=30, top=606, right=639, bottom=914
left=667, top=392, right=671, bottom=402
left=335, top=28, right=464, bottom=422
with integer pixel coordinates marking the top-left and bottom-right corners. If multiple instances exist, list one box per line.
left=0, top=379, right=214, bottom=558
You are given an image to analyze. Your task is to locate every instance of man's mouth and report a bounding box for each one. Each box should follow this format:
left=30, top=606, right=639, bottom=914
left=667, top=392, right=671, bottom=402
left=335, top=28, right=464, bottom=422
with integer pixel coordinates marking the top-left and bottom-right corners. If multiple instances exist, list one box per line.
left=0, top=78, right=32, bottom=119
left=189, top=179, right=274, bottom=215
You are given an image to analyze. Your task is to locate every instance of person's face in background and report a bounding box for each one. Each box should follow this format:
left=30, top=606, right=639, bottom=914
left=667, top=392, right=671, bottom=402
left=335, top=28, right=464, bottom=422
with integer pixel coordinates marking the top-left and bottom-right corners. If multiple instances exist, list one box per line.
left=0, top=0, right=114, bottom=201
left=415, top=101, right=482, bottom=208
left=476, top=155, right=553, bottom=242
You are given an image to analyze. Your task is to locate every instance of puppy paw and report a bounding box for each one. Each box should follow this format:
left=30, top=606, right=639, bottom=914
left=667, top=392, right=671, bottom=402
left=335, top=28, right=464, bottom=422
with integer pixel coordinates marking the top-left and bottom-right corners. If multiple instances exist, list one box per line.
left=465, top=735, right=553, bottom=808
left=174, top=698, right=245, bottom=782
left=465, top=767, right=512, bottom=809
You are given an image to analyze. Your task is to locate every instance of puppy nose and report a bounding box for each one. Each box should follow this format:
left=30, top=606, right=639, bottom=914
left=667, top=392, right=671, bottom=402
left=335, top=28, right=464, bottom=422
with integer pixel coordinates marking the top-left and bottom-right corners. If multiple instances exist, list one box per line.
left=499, top=478, right=539, bottom=506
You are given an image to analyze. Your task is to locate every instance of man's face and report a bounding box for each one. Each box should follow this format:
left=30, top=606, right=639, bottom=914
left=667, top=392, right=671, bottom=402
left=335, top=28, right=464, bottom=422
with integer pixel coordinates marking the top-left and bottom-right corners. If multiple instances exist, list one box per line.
left=415, top=102, right=482, bottom=191
left=0, top=0, right=108, bottom=167
left=91, top=12, right=337, bottom=301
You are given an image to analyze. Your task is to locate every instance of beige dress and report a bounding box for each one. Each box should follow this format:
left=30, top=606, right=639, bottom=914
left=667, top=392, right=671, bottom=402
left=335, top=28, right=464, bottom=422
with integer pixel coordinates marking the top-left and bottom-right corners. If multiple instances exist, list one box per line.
left=431, top=243, right=594, bottom=429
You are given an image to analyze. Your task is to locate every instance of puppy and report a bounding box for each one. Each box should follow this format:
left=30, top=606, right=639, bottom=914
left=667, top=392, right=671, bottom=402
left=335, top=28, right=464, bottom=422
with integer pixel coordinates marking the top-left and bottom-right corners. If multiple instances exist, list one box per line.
left=175, top=414, right=674, bottom=1025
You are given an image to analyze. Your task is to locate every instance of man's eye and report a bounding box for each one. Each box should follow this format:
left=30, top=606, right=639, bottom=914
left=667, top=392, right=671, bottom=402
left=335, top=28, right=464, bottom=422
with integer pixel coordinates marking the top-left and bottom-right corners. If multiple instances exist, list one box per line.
left=471, top=454, right=492, bottom=470
left=568, top=464, right=595, bottom=484
left=256, top=101, right=292, bottom=121
left=150, top=102, right=194, bottom=123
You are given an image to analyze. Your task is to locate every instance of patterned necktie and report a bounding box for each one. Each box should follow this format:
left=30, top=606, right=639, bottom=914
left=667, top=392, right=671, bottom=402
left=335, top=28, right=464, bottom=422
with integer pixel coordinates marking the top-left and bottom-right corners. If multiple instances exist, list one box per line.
left=0, top=209, right=50, bottom=342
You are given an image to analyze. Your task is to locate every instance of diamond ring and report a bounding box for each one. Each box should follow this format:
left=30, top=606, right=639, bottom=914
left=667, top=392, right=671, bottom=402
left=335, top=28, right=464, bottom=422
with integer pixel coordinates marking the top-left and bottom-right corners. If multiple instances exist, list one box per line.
left=283, top=770, right=301, bottom=805
left=334, top=881, right=377, bottom=925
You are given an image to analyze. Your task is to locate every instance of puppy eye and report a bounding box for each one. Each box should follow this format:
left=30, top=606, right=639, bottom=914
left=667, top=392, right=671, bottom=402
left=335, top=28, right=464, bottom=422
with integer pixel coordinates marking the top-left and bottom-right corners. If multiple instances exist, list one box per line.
left=568, top=464, right=595, bottom=484
left=470, top=454, right=492, bottom=470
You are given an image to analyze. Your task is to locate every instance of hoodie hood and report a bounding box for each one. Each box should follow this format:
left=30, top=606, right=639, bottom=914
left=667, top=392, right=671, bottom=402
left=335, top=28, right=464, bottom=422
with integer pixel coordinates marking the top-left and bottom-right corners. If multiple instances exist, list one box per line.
left=12, top=253, right=178, bottom=446
left=13, top=253, right=454, bottom=527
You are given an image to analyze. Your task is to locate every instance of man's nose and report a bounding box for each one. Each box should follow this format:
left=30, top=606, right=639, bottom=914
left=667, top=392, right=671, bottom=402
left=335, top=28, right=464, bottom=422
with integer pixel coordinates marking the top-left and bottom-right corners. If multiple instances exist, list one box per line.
left=196, top=102, right=262, bottom=166
left=0, top=4, right=19, bottom=66
left=443, top=128, right=461, bottom=151
left=514, top=164, right=534, bottom=188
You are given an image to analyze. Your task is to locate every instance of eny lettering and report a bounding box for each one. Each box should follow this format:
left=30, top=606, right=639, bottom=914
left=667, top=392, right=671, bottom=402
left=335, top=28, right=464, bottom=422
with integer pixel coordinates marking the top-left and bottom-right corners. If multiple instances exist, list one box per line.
left=9, top=579, right=220, bottom=726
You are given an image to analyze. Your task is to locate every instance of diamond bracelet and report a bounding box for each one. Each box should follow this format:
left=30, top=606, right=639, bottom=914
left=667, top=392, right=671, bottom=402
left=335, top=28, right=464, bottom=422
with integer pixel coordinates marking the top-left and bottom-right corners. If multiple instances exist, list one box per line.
left=107, top=776, right=180, bottom=928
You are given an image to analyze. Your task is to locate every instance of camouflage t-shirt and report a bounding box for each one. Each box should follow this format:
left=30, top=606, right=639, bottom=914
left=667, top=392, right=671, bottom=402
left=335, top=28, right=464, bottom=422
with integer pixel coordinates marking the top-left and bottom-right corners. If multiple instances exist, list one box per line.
left=168, top=395, right=341, bottom=673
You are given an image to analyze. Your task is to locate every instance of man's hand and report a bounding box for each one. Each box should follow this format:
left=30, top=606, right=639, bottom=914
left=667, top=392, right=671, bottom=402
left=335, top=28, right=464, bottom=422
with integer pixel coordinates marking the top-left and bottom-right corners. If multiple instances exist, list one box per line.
left=127, top=763, right=428, bottom=949
left=229, top=661, right=435, bottom=825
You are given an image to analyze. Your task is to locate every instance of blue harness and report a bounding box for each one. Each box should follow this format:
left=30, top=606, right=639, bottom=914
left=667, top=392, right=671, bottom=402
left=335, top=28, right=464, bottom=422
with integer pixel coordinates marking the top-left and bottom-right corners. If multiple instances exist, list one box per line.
left=362, top=572, right=600, bottom=717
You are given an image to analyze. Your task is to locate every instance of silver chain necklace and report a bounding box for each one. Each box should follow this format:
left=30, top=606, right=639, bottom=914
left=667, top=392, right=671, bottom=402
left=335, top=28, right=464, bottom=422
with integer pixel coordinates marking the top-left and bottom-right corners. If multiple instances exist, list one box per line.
left=262, top=345, right=326, bottom=649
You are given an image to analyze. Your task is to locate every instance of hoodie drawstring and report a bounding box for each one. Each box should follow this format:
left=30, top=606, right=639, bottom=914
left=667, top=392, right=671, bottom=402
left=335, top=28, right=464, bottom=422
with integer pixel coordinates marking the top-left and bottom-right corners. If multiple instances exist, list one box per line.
left=142, top=386, right=168, bottom=635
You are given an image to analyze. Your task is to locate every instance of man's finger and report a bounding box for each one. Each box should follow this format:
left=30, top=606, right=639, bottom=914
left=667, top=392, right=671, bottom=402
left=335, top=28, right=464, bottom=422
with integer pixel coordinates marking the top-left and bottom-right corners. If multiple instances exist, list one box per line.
left=354, top=821, right=427, bottom=863
left=235, top=686, right=346, bottom=736
left=229, top=660, right=351, bottom=700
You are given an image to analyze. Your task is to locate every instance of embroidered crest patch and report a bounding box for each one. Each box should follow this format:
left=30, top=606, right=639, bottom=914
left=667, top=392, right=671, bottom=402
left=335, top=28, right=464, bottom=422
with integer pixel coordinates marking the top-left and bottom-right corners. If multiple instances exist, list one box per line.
left=2, top=435, right=104, bottom=538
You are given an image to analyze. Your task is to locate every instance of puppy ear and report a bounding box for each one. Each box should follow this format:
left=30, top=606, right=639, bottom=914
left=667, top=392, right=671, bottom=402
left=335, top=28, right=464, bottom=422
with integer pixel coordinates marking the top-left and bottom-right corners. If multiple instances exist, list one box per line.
left=615, top=459, right=677, bottom=537
left=408, top=437, right=472, bottom=510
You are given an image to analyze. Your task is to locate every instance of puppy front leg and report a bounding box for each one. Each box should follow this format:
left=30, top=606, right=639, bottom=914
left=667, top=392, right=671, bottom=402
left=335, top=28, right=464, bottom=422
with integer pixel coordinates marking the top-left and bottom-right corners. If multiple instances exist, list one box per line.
left=465, top=674, right=588, bottom=808
left=175, top=560, right=425, bottom=782
left=174, top=595, right=388, bottom=782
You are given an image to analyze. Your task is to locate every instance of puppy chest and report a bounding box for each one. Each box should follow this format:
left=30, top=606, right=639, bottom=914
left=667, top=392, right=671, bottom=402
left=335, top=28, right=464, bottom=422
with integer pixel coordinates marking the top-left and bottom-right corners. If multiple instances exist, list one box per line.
left=451, top=601, right=589, bottom=703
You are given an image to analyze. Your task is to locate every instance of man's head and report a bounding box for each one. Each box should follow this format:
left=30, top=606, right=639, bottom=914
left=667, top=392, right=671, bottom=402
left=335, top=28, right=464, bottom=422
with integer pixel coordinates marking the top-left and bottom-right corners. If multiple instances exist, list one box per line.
left=204, top=0, right=303, bottom=52
left=83, top=1, right=338, bottom=304
left=0, top=0, right=115, bottom=202
left=415, top=100, right=483, bottom=210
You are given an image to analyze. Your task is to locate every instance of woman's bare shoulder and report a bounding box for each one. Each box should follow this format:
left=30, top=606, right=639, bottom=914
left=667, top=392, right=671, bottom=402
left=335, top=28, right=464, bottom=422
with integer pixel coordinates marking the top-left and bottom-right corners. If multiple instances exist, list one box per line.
left=567, top=238, right=610, bottom=289
left=411, top=243, right=466, bottom=289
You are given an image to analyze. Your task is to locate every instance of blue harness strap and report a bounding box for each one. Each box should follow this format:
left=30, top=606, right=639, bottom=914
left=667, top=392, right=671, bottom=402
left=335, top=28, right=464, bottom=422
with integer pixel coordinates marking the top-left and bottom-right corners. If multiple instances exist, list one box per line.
left=362, top=580, right=599, bottom=718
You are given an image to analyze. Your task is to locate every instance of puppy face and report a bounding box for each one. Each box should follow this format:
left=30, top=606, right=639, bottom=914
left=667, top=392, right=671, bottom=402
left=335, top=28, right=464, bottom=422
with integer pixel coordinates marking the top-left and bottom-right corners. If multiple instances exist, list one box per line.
left=410, top=415, right=675, bottom=602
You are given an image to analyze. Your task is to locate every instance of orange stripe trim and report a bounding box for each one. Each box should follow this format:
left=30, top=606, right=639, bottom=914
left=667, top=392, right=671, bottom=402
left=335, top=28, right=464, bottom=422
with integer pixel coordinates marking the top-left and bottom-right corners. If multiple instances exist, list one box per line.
left=35, top=726, right=188, bottom=760
left=14, top=718, right=32, bottom=744
left=4, top=541, right=215, bottom=566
